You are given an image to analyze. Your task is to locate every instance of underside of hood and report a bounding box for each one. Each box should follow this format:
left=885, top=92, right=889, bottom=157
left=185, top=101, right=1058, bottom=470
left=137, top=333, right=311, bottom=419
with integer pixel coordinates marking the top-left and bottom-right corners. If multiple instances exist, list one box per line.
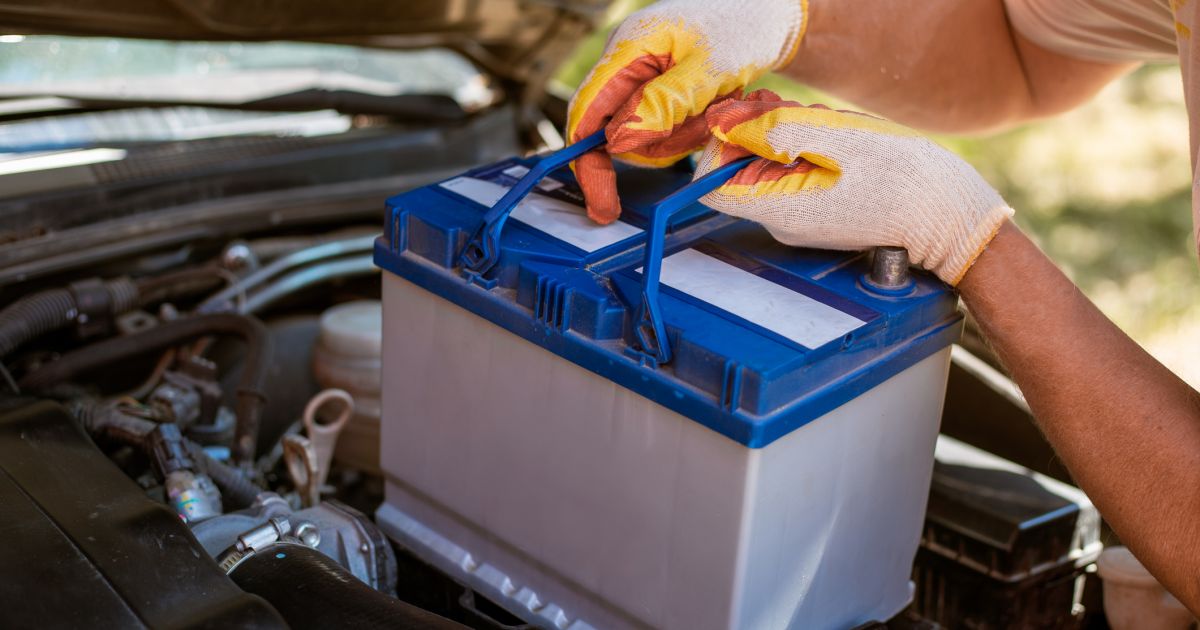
left=0, top=0, right=610, bottom=89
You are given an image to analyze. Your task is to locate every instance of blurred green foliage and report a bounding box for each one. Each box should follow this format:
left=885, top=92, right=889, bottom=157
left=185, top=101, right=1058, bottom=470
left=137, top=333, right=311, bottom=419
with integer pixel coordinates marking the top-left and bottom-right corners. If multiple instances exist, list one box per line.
left=553, top=4, right=1199, bottom=384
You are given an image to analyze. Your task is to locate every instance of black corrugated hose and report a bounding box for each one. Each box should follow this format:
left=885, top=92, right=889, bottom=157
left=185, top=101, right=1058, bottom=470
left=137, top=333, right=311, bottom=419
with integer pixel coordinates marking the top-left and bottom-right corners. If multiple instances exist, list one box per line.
left=0, top=278, right=138, bottom=360
left=21, top=313, right=271, bottom=467
left=0, top=269, right=226, bottom=361
left=229, top=543, right=467, bottom=630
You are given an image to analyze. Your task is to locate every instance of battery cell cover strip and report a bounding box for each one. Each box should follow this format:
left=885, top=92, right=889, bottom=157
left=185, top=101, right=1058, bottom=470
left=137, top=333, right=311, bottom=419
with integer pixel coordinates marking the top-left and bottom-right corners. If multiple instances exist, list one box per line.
left=375, top=142, right=961, bottom=447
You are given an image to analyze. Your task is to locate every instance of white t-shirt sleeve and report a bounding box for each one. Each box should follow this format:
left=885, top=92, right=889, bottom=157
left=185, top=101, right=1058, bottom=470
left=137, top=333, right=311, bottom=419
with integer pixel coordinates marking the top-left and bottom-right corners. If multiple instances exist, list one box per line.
left=1005, top=0, right=1178, bottom=62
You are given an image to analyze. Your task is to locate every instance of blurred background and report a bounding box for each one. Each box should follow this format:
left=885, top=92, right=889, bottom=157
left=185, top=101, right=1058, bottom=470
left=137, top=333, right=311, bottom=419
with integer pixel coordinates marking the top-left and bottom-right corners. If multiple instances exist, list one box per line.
left=554, top=0, right=1200, bottom=388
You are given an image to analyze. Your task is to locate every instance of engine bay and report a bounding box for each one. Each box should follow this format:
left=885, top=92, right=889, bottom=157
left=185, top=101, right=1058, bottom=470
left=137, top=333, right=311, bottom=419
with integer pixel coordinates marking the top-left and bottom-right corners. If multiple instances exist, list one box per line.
left=0, top=94, right=542, bottom=626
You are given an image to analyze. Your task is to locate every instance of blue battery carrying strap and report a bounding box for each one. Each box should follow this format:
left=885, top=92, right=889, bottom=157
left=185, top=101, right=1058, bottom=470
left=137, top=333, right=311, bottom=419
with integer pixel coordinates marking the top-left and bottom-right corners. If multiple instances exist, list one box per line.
left=457, top=129, right=755, bottom=365
left=459, top=130, right=607, bottom=276
left=633, top=155, right=755, bottom=364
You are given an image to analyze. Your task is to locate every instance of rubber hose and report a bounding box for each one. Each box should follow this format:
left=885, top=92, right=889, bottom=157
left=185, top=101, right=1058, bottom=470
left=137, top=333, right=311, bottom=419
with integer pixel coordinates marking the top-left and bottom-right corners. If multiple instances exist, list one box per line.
left=21, top=313, right=271, bottom=466
left=0, top=278, right=138, bottom=359
left=74, top=402, right=266, bottom=509
left=108, top=279, right=140, bottom=314
left=136, top=267, right=227, bottom=307
left=0, top=289, right=75, bottom=359
left=187, top=442, right=263, bottom=507
left=229, top=544, right=467, bottom=630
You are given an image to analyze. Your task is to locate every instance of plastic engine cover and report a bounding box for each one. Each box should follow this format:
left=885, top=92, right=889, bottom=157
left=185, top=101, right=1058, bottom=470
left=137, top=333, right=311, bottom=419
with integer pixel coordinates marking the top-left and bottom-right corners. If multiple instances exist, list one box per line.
left=0, top=401, right=285, bottom=629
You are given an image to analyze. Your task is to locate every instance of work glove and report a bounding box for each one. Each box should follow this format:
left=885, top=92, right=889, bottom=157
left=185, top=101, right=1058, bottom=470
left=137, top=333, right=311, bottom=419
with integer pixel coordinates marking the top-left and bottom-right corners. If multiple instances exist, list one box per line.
left=567, top=0, right=807, bottom=224
left=696, top=91, right=1014, bottom=286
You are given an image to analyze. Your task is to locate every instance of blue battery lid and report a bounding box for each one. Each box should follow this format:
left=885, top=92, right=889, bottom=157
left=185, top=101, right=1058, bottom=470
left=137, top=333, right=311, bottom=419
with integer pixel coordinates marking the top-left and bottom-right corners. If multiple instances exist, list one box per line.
left=375, top=144, right=962, bottom=448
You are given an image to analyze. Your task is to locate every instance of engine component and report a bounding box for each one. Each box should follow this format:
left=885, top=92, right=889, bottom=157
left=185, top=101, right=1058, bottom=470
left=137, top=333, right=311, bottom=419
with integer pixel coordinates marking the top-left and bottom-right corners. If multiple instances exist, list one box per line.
left=149, top=354, right=223, bottom=428
left=134, top=266, right=231, bottom=307
left=192, top=492, right=398, bottom=593
left=217, top=515, right=319, bottom=572
left=188, top=439, right=266, bottom=507
left=0, top=267, right=229, bottom=364
left=143, top=353, right=238, bottom=446
left=166, top=469, right=223, bottom=523
left=303, top=498, right=397, bottom=593
left=149, top=422, right=224, bottom=522
left=213, top=314, right=322, bottom=458
left=911, top=435, right=1103, bottom=629
left=146, top=371, right=205, bottom=426
left=283, top=389, right=353, bottom=507
left=194, top=493, right=292, bottom=556
left=0, top=276, right=137, bottom=361
left=228, top=542, right=466, bottom=630
left=313, top=300, right=381, bottom=471
left=75, top=400, right=267, bottom=509
left=283, top=433, right=322, bottom=507
left=303, top=388, right=352, bottom=491
left=21, top=312, right=271, bottom=466
left=221, top=240, right=261, bottom=274
left=0, top=401, right=285, bottom=628
left=242, top=255, right=378, bottom=314
left=199, top=234, right=376, bottom=314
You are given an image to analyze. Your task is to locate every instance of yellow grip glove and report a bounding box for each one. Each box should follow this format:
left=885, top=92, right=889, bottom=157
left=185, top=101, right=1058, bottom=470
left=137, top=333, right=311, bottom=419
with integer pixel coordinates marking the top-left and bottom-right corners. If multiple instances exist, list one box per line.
left=696, top=91, right=1014, bottom=286
left=567, top=0, right=807, bottom=224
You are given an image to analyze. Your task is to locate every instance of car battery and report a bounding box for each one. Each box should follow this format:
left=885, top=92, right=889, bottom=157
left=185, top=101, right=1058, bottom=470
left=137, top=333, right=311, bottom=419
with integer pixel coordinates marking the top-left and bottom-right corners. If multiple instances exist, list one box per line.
left=373, top=132, right=963, bottom=630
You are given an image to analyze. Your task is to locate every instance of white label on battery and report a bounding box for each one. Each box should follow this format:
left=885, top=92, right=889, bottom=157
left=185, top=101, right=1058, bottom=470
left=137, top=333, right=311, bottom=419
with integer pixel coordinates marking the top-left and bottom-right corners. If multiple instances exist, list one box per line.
left=501, top=165, right=564, bottom=191
left=440, top=176, right=642, bottom=253
left=655, top=248, right=866, bottom=349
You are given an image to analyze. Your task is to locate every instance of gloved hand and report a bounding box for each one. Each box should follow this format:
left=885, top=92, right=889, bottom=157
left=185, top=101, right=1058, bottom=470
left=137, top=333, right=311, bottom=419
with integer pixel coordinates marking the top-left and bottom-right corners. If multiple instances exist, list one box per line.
left=695, top=91, right=1014, bottom=285
left=567, top=0, right=807, bottom=224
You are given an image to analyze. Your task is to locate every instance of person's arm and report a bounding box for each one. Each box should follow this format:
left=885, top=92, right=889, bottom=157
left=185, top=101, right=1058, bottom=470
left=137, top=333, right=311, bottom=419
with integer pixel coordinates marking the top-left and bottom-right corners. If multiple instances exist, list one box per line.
left=959, top=221, right=1200, bottom=612
left=694, top=96, right=1200, bottom=612
left=566, top=0, right=1132, bottom=220
left=785, top=0, right=1137, bottom=133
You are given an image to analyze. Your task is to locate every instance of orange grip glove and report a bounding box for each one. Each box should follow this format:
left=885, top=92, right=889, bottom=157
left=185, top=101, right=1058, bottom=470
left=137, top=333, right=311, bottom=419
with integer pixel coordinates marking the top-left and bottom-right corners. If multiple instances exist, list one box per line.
left=566, top=0, right=807, bottom=224
left=696, top=91, right=1014, bottom=285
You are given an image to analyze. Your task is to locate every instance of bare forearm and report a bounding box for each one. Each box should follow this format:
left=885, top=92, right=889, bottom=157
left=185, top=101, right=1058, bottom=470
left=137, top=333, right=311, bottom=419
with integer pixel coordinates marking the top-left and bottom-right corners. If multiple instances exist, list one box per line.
left=783, top=0, right=1135, bottom=133
left=959, top=221, right=1200, bottom=612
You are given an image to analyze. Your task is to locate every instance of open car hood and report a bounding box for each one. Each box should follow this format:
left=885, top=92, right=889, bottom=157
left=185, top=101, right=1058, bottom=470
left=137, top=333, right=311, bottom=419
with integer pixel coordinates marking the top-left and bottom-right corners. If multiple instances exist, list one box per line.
left=0, top=0, right=609, bottom=88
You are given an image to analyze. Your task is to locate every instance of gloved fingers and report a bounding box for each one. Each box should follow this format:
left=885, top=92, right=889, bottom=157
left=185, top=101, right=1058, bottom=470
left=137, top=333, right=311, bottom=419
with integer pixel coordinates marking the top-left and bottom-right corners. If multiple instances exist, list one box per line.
left=566, top=35, right=679, bottom=224
left=603, top=92, right=730, bottom=169
left=581, top=56, right=751, bottom=222
left=690, top=89, right=784, bottom=169
left=705, top=97, right=844, bottom=170
left=705, top=95, right=919, bottom=172
left=604, top=102, right=713, bottom=169
left=696, top=136, right=839, bottom=207
left=566, top=47, right=670, bottom=145
left=573, top=149, right=623, bottom=225
left=603, top=58, right=747, bottom=166
left=694, top=133, right=754, bottom=171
